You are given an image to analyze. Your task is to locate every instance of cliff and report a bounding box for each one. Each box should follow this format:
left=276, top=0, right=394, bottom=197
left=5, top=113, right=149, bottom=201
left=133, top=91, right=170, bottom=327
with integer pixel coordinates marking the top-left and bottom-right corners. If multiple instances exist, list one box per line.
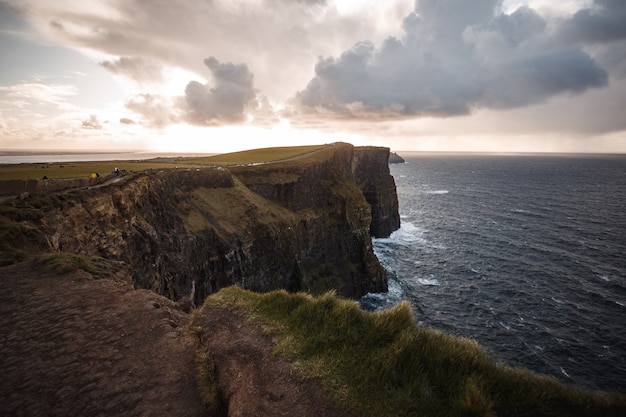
left=1, top=143, right=399, bottom=305
left=388, top=152, right=405, bottom=164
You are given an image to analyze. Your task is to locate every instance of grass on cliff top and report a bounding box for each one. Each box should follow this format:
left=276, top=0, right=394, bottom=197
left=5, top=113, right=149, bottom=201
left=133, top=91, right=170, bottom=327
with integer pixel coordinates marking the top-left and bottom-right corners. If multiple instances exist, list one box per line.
left=0, top=160, right=210, bottom=181
left=193, top=144, right=329, bottom=166
left=197, top=286, right=626, bottom=417
left=0, top=144, right=331, bottom=181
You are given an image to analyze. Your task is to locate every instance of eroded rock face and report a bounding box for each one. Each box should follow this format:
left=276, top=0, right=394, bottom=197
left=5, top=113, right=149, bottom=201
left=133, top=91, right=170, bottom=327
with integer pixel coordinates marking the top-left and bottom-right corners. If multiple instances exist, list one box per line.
left=12, top=143, right=400, bottom=304
left=352, top=146, right=401, bottom=238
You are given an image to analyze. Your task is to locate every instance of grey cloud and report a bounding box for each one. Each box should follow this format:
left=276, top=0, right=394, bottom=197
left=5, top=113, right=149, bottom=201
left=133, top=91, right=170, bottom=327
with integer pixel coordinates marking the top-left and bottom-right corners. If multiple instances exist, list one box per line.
left=296, top=0, right=611, bottom=117
left=126, top=94, right=178, bottom=128
left=183, top=57, right=257, bottom=124
left=560, top=0, right=626, bottom=44
left=100, top=56, right=163, bottom=83
left=487, top=6, right=546, bottom=47
left=81, top=114, right=103, bottom=129
left=482, top=49, right=608, bottom=109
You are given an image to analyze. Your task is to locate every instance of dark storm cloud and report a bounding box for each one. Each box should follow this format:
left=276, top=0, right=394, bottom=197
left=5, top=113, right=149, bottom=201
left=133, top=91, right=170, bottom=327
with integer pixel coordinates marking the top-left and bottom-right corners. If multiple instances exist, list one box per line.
left=100, top=56, right=164, bottom=83
left=295, top=0, right=611, bottom=117
left=183, top=57, right=257, bottom=124
left=559, top=0, right=626, bottom=44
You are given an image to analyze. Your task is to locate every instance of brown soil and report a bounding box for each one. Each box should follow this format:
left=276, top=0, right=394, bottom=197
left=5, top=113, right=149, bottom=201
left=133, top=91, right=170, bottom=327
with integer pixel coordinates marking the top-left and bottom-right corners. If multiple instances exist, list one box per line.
left=195, top=306, right=356, bottom=417
left=0, top=261, right=356, bottom=417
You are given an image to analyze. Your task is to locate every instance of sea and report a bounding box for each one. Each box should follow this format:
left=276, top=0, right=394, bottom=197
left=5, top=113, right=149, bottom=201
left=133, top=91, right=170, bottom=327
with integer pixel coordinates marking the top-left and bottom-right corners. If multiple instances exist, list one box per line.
left=361, top=153, right=626, bottom=393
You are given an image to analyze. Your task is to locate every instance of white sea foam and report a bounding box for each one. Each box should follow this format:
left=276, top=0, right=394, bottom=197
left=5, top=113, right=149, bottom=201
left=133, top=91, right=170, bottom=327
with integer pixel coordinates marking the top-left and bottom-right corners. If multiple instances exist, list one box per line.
left=375, top=222, right=425, bottom=246
left=422, top=190, right=449, bottom=195
left=416, top=278, right=440, bottom=286
left=359, top=277, right=404, bottom=311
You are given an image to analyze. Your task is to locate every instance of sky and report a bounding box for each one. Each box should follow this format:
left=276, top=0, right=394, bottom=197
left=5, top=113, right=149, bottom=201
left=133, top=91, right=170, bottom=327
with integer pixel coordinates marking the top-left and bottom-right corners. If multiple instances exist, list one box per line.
left=1, top=0, right=625, bottom=154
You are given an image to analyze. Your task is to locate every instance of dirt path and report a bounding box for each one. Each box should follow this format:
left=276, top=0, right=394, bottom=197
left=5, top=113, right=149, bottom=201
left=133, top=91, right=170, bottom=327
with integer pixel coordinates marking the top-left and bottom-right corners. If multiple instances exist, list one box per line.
left=0, top=262, right=207, bottom=417
left=0, top=262, right=357, bottom=417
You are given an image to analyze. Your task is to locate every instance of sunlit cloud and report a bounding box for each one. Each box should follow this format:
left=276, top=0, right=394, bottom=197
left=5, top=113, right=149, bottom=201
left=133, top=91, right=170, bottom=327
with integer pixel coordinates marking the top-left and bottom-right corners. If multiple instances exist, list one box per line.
left=0, top=83, right=78, bottom=109
left=0, top=0, right=625, bottom=153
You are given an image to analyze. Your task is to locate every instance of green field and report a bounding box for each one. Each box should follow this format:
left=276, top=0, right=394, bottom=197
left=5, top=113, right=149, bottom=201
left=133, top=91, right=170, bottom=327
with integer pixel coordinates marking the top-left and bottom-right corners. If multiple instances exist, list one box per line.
left=0, top=144, right=329, bottom=181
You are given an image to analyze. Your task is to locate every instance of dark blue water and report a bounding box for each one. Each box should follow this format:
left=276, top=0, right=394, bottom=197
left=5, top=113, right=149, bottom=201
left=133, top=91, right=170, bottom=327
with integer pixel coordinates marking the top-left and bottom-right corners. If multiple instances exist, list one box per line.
left=362, top=153, right=626, bottom=392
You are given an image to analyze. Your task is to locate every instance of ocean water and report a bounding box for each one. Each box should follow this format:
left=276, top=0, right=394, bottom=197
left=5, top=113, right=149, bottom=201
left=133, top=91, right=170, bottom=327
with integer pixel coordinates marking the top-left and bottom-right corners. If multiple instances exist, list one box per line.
left=362, top=153, right=626, bottom=392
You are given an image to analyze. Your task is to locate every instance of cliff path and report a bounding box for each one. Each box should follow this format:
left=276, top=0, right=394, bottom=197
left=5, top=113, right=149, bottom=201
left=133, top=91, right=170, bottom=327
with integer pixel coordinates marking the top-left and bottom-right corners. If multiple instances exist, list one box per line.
left=0, top=262, right=354, bottom=417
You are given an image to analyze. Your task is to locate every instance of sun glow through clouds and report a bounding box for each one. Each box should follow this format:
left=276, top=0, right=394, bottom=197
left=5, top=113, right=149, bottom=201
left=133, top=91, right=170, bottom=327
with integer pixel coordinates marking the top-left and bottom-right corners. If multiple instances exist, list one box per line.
left=0, top=0, right=624, bottom=154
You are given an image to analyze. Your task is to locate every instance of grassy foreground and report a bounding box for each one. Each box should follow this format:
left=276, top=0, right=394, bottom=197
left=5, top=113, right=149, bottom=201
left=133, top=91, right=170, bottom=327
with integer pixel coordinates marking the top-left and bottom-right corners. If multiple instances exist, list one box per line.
left=196, top=287, right=626, bottom=417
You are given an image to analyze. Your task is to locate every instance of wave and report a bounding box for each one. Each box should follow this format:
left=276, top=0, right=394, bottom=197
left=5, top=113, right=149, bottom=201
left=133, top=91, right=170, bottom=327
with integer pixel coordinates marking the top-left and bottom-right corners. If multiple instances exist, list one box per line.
left=422, top=190, right=449, bottom=195
left=359, top=277, right=404, bottom=311
left=416, top=278, right=440, bottom=286
left=375, top=222, right=425, bottom=246
left=374, top=222, right=445, bottom=250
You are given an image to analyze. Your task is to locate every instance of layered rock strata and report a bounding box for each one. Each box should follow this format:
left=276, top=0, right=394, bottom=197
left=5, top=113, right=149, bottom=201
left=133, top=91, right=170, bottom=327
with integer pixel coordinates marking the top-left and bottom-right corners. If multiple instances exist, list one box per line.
left=4, top=143, right=400, bottom=305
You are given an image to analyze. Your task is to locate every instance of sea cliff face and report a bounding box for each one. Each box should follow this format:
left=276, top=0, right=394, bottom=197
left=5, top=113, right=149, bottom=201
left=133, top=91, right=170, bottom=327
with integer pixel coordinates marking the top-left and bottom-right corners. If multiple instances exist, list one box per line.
left=2, top=143, right=400, bottom=305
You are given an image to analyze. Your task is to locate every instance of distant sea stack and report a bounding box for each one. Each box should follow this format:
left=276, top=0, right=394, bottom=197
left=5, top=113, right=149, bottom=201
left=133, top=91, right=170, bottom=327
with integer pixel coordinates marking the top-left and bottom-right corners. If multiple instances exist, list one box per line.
left=2, top=143, right=400, bottom=306
left=389, top=152, right=405, bottom=164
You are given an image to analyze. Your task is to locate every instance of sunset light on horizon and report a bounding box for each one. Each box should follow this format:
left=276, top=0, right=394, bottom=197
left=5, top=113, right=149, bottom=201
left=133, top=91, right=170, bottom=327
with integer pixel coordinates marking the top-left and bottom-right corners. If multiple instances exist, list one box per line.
left=1, top=0, right=625, bottom=154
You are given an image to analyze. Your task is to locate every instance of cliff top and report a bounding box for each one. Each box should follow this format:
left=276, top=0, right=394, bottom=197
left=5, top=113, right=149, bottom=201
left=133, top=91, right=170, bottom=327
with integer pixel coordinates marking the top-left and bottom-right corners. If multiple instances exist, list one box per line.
left=0, top=143, right=342, bottom=182
left=0, top=260, right=354, bottom=417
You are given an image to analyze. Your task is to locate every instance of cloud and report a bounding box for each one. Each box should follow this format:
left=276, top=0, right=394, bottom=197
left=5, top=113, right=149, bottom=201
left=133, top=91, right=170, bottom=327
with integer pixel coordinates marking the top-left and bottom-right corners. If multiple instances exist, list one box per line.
left=295, top=0, right=611, bottom=117
left=8, top=0, right=414, bottom=103
left=0, top=83, right=78, bottom=109
left=126, top=93, right=178, bottom=128
left=81, top=114, right=103, bottom=129
left=558, top=0, right=626, bottom=44
left=100, top=56, right=164, bottom=83
left=119, top=117, right=135, bottom=124
left=183, top=57, right=257, bottom=124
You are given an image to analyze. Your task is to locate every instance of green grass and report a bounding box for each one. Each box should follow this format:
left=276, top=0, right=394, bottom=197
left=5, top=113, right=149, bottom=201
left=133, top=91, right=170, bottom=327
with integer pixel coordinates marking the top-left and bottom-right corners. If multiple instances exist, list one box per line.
left=37, top=252, right=100, bottom=276
left=196, top=352, right=223, bottom=413
left=0, top=144, right=330, bottom=181
left=35, top=252, right=128, bottom=280
left=197, top=287, right=626, bottom=417
left=0, top=160, right=205, bottom=181
left=195, top=144, right=328, bottom=165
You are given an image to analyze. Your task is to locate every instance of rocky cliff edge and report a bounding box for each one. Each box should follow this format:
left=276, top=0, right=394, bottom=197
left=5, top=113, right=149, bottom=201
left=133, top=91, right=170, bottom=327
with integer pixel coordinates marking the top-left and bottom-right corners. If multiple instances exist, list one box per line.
left=1, top=143, right=400, bottom=305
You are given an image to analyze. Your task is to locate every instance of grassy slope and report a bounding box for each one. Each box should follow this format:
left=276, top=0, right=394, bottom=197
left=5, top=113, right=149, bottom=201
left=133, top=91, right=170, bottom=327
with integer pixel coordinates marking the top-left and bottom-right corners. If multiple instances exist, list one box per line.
left=196, top=287, right=626, bottom=417
left=179, top=177, right=297, bottom=237
left=192, top=144, right=328, bottom=165
left=0, top=144, right=329, bottom=180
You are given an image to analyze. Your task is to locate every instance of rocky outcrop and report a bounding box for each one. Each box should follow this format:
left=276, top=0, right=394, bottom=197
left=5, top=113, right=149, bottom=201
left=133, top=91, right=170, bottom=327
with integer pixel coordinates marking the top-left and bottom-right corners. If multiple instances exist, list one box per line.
left=388, top=152, right=405, bottom=164
left=352, top=147, right=401, bottom=237
left=2, top=143, right=400, bottom=305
